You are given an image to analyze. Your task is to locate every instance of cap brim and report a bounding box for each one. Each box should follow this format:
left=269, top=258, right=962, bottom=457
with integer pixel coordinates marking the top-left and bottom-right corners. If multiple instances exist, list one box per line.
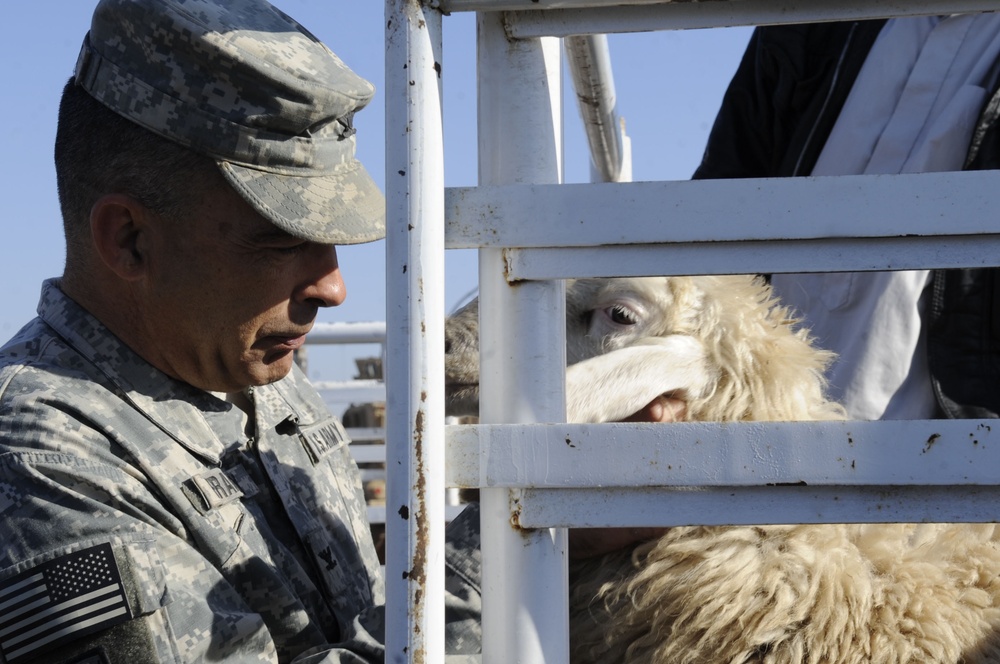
left=218, top=158, right=386, bottom=245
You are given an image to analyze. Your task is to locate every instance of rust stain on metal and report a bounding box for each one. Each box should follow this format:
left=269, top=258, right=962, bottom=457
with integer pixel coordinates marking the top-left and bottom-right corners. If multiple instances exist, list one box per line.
left=509, top=495, right=525, bottom=531
left=408, top=407, right=430, bottom=664
left=501, top=248, right=521, bottom=283
left=923, top=433, right=941, bottom=453
left=509, top=509, right=523, bottom=530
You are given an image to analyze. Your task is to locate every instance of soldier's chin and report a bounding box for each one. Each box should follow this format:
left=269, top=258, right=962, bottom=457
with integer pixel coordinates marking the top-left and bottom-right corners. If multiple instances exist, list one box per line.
left=247, top=353, right=296, bottom=386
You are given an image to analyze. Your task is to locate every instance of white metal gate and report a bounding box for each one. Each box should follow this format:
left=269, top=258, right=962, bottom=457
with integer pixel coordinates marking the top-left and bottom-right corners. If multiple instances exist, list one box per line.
left=383, top=1, right=1000, bottom=662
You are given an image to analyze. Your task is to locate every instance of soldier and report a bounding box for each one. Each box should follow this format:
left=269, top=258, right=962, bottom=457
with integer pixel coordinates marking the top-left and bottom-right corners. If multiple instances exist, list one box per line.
left=0, top=0, right=482, bottom=661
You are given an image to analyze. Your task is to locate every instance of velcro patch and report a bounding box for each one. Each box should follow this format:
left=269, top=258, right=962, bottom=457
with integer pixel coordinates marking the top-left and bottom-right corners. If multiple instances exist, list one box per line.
left=297, top=418, right=350, bottom=464
left=0, top=543, right=132, bottom=663
left=182, top=468, right=245, bottom=514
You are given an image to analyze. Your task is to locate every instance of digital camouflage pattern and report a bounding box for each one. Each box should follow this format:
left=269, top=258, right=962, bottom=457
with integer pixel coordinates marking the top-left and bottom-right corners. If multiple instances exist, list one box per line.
left=75, top=0, right=385, bottom=246
left=0, top=281, right=483, bottom=663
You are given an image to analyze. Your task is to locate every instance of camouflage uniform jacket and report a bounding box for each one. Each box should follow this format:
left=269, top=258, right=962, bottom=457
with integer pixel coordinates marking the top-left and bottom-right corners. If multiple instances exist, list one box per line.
left=0, top=281, right=482, bottom=663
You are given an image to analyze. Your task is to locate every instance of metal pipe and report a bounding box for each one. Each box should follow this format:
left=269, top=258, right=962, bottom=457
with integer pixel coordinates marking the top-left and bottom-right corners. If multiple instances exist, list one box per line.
left=306, top=321, right=386, bottom=345
left=477, top=12, right=570, bottom=663
left=384, top=1, right=446, bottom=662
left=440, top=0, right=993, bottom=18
left=565, top=34, right=624, bottom=182
left=501, top=0, right=997, bottom=38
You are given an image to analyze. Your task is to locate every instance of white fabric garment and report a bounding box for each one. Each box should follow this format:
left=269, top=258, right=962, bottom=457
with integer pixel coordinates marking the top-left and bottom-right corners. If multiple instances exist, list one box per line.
left=771, top=14, right=1000, bottom=420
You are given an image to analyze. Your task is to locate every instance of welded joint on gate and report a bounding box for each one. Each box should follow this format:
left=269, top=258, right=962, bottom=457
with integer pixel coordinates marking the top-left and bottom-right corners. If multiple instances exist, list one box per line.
left=509, top=491, right=525, bottom=531
left=502, top=248, right=519, bottom=283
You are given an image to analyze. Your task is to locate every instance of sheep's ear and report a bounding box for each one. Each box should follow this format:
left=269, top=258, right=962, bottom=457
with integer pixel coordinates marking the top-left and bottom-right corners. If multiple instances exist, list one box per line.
left=566, top=335, right=710, bottom=423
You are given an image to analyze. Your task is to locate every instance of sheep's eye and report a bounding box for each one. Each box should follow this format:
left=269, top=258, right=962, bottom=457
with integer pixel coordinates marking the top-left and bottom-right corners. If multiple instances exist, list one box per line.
left=606, top=304, right=639, bottom=326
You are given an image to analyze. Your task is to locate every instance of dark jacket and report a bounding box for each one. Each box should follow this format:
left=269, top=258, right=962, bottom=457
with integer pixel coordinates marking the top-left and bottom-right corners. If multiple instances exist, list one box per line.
left=693, top=20, right=1000, bottom=419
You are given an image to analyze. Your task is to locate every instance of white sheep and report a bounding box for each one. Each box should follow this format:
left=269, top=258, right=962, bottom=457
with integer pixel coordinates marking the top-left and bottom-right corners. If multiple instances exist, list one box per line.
left=445, top=274, right=1000, bottom=664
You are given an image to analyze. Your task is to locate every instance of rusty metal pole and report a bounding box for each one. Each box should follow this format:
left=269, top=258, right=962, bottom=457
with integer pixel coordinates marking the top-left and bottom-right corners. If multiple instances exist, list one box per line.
left=384, top=1, right=446, bottom=662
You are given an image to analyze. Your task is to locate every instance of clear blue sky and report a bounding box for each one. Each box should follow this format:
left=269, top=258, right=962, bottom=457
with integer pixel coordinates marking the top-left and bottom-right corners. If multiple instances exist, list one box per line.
left=0, top=2, right=752, bottom=383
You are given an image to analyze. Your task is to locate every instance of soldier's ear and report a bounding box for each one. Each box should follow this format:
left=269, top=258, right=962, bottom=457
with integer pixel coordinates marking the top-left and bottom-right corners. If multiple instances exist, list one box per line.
left=89, top=194, right=150, bottom=281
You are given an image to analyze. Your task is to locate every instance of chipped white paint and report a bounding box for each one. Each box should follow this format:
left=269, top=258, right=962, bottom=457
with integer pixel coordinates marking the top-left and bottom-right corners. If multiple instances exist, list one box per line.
left=384, top=1, right=446, bottom=662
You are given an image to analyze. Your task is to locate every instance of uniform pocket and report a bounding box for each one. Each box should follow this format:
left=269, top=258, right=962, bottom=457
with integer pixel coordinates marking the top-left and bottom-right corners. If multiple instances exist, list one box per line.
left=302, top=526, right=377, bottom=634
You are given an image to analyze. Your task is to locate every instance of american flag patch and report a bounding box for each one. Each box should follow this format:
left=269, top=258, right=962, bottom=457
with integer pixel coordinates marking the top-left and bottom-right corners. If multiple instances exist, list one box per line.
left=0, top=543, right=132, bottom=662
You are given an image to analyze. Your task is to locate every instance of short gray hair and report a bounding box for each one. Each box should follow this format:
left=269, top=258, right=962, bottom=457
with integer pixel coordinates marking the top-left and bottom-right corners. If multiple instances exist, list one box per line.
left=54, top=79, right=220, bottom=270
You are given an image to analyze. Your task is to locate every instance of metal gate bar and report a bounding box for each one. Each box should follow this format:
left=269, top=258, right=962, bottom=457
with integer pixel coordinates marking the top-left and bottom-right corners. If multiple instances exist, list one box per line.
left=476, top=12, right=570, bottom=663
left=384, top=2, right=446, bottom=662
left=384, top=1, right=1000, bottom=662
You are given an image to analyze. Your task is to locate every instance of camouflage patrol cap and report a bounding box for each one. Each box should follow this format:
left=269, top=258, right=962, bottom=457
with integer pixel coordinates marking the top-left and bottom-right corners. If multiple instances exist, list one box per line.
left=74, top=0, right=385, bottom=245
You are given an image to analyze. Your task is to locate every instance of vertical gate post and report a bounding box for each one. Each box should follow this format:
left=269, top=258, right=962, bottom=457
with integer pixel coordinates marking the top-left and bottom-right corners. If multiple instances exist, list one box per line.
left=477, top=12, right=570, bottom=663
left=384, top=1, right=446, bottom=662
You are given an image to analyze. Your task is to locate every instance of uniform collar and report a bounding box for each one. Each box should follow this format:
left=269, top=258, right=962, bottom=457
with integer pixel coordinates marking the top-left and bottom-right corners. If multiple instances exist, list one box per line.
left=249, top=365, right=319, bottom=433
left=36, top=279, right=239, bottom=464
